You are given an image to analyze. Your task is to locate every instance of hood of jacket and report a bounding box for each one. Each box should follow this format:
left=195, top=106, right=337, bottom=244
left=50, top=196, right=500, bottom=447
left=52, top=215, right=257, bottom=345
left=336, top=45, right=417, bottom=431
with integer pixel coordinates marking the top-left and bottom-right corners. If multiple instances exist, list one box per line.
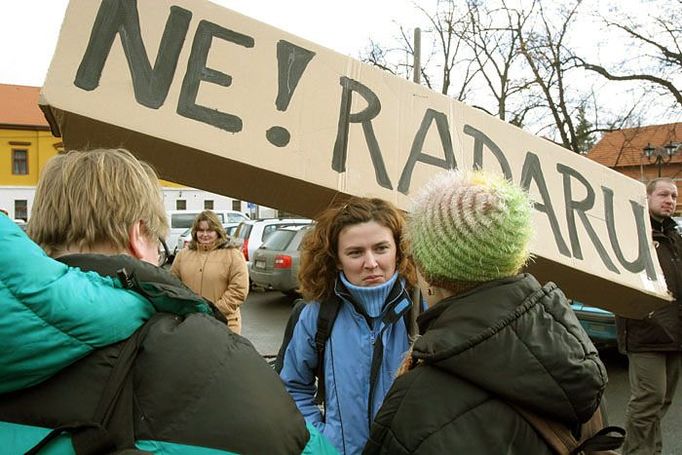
left=58, top=253, right=215, bottom=316
left=412, top=273, right=607, bottom=424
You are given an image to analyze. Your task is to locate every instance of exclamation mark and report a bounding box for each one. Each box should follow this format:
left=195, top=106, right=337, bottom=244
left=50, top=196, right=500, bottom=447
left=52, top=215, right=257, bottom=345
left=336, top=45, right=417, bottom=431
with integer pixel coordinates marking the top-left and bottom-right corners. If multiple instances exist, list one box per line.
left=266, top=40, right=316, bottom=147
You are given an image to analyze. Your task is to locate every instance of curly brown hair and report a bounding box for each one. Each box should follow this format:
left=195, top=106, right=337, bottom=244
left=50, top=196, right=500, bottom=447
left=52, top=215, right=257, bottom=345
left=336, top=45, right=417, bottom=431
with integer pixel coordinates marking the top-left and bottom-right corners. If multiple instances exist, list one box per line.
left=298, top=197, right=417, bottom=301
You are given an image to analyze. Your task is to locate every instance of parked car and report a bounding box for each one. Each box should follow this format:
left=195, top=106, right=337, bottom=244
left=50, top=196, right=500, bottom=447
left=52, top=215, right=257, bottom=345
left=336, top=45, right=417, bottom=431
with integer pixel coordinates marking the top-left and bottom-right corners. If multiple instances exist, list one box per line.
left=250, top=225, right=312, bottom=296
left=570, top=300, right=617, bottom=348
left=166, top=210, right=249, bottom=253
left=173, top=222, right=241, bottom=255
left=234, top=218, right=313, bottom=267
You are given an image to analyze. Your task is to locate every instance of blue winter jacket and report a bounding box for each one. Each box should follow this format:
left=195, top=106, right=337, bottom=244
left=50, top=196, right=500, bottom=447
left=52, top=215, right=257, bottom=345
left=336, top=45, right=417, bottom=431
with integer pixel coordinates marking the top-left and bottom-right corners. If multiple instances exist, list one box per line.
left=280, top=277, right=415, bottom=455
left=0, top=215, right=337, bottom=455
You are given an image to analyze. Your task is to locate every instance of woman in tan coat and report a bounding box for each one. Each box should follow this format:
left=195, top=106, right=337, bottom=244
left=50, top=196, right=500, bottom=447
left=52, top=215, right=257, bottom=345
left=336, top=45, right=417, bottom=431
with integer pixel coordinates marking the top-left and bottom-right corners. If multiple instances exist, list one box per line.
left=172, top=210, right=249, bottom=333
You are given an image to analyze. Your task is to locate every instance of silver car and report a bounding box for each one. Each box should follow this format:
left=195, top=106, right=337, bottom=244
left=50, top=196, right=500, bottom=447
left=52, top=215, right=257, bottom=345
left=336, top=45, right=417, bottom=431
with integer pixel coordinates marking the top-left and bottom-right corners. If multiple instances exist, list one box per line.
left=249, top=225, right=312, bottom=297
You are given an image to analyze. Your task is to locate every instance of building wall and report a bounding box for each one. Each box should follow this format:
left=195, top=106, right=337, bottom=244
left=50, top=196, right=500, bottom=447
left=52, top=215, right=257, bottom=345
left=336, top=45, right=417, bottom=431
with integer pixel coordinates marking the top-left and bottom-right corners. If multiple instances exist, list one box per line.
left=161, top=187, right=277, bottom=218
left=0, top=127, right=60, bottom=219
left=0, top=186, right=35, bottom=220
left=0, top=128, right=60, bottom=187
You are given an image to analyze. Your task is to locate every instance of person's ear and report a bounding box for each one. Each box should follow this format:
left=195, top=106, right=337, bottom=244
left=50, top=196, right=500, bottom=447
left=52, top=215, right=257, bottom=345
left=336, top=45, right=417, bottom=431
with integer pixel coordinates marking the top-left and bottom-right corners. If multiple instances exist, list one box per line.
left=128, top=220, right=147, bottom=260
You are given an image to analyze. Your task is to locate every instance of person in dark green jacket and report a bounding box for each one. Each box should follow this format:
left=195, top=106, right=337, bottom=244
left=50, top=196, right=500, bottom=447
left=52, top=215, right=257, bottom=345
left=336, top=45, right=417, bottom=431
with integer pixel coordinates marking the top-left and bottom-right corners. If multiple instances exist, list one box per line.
left=364, top=170, right=608, bottom=454
left=0, top=148, right=336, bottom=455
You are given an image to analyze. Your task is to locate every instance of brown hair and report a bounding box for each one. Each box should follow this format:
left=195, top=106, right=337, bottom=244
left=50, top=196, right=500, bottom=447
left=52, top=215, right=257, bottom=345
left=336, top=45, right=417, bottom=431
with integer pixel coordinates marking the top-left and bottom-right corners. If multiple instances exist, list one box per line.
left=298, top=197, right=416, bottom=301
left=188, top=210, right=228, bottom=250
left=29, top=148, right=167, bottom=257
left=647, top=177, right=675, bottom=195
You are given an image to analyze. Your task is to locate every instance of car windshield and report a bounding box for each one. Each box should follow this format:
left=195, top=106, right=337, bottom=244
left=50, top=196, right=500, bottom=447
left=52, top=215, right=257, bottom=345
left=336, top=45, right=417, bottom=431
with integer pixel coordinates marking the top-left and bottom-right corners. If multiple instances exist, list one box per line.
left=171, top=213, right=197, bottom=229
left=227, top=213, right=247, bottom=223
left=260, top=229, right=297, bottom=250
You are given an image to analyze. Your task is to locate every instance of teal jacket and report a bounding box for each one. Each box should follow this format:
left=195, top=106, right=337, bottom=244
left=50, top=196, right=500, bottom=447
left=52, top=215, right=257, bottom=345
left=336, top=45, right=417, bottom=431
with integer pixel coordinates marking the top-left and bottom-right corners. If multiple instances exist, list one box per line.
left=0, top=215, right=337, bottom=455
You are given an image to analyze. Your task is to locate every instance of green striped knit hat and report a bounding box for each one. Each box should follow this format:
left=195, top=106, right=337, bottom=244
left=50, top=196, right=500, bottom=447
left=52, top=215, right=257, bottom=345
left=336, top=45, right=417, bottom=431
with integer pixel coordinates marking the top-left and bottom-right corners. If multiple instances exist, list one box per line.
left=406, top=169, right=534, bottom=288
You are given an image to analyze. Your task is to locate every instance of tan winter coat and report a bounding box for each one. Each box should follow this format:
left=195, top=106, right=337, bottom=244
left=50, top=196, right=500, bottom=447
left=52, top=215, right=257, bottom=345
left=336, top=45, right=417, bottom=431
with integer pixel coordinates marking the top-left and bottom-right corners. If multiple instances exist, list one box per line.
left=171, top=241, right=249, bottom=333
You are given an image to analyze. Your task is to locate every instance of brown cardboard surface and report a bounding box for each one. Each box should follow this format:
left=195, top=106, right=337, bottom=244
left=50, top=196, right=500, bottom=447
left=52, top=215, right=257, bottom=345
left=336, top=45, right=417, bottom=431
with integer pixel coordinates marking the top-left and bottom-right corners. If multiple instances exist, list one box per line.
left=524, top=255, right=669, bottom=319
left=40, top=0, right=672, bottom=318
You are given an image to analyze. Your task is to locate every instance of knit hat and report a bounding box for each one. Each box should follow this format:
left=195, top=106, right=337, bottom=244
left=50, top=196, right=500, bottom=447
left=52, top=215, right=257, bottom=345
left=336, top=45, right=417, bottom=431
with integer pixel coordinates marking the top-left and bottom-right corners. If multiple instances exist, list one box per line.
left=406, top=169, right=534, bottom=288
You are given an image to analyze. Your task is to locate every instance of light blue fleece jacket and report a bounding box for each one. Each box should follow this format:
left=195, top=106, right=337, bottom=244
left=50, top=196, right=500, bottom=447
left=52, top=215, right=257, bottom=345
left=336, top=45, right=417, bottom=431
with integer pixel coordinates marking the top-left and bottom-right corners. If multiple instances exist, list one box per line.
left=280, top=273, right=414, bottom=455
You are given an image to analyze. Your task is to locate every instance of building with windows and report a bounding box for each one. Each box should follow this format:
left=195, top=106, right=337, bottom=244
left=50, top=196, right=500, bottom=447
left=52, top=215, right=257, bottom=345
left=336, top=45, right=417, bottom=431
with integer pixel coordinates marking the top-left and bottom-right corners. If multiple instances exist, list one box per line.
left=0, top=84, right=61, bottom=220
left=0, top=83, right=275, bottom=221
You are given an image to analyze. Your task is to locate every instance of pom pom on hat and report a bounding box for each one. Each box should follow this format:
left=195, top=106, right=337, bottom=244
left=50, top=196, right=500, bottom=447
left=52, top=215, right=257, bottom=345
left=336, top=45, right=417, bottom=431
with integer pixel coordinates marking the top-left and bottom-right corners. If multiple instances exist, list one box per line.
left=406, top=169, right=534, bottom=288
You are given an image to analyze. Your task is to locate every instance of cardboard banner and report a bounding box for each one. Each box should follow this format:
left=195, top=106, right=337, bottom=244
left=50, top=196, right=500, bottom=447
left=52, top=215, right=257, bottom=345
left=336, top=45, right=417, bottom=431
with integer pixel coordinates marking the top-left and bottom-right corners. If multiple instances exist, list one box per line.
left=40, top=0, right=671, bottom=318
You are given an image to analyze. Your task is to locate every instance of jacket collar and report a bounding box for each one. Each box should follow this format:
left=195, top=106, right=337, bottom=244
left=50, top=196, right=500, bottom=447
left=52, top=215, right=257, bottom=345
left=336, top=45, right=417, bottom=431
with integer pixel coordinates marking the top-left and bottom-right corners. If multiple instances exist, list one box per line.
left=416, top=275, right=526, bottom=335
left=334, top=275, right=409, bottom=323
left=651, top=215, right=679, bottom=237
left=58, top=254, right=216, bottom=318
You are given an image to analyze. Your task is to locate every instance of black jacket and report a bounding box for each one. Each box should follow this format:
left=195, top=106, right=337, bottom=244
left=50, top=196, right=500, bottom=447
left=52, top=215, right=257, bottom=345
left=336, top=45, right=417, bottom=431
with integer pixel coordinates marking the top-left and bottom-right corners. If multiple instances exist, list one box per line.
left=617, top=216, right=682, bottom=353
left=0, top=254, right=315, bottom=454
left=364, top=274, right=607, bottom=455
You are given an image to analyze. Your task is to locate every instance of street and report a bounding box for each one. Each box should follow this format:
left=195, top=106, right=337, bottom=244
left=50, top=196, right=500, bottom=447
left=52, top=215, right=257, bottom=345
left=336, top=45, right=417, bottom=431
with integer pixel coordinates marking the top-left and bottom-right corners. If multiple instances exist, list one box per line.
left=242, top=289, right=682, bottom=453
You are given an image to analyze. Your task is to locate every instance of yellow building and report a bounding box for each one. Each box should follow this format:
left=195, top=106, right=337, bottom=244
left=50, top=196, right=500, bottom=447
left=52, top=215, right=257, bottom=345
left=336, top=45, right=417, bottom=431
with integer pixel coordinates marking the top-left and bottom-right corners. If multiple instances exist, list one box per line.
left=0, top=84, right=61, bottom=220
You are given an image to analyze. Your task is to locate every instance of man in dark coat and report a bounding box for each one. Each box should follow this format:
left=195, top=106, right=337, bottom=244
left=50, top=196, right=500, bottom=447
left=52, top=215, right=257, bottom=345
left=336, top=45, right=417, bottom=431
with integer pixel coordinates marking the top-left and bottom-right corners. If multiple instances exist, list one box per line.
left=617, top=177, right=682, bottom=455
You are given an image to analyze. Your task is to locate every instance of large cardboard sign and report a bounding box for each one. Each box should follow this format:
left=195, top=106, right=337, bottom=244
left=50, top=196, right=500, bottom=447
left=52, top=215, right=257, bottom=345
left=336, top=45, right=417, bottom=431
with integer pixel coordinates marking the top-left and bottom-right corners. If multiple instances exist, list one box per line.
left=41, top=0, right=671, bottom=318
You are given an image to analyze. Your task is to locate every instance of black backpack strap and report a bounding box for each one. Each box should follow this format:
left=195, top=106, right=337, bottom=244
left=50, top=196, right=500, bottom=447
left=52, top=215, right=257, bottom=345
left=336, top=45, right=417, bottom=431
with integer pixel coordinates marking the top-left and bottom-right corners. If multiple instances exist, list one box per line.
left=26, top=314, right=161, bottom=455
left=571, top=426, right=626, bottom=454
left=314, top=294, right=342, bottom=408
left=274, top=299, right=307, bottom=373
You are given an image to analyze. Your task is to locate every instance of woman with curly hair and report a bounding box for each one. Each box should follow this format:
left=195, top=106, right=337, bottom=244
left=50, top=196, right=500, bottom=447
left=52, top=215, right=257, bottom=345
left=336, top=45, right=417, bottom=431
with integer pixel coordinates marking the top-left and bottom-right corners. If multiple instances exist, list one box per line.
left=171, top=210, right=248, bottom=333
left=279, top=197, right=420, bottom=455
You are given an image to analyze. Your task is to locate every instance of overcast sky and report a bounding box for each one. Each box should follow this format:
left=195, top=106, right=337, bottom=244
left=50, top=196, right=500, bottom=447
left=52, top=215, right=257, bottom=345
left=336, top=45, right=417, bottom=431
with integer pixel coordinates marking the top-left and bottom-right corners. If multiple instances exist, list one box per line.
left=0, top=0, right=418, bottom=87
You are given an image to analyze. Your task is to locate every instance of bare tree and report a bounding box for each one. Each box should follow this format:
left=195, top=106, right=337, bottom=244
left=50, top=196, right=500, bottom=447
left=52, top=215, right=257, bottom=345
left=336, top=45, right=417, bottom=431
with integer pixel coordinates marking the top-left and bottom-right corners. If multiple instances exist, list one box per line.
left=459, top=0, right=537, bottom=124
left=573, top=0, right=682, bottom=109
left=514, top=1, right=591, bottom=151
left=361, top=0, right=480, bottom=101
left=360, top=0, right=650, bottom=153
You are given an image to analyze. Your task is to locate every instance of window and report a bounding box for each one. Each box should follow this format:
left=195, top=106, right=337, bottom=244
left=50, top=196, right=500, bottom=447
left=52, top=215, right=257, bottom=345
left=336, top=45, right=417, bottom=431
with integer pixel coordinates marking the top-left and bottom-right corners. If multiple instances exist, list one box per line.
left=232, top=200, right=242, bottom=211
left=14, top=200, right=27, bottom=221
left=12, top=150, right=28, bottom=175
left=176, top=199, right=186, bottom=210
left=261, top=229, right=297, bottom=250
left=204, top=200, right=214, bottom=210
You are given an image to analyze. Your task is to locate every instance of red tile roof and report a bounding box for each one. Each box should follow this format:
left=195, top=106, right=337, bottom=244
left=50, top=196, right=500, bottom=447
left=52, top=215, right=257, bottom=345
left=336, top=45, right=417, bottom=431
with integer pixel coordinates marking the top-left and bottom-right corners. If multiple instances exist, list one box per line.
left=587, top=123, right=682, bottom=168
left=0, top=84, right=48, bottom=128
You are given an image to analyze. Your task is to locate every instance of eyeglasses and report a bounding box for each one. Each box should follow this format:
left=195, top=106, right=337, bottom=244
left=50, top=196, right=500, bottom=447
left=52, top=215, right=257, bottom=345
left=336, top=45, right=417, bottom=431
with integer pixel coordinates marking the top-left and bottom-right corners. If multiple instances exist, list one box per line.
left=158, top=238, right=170, bottom=267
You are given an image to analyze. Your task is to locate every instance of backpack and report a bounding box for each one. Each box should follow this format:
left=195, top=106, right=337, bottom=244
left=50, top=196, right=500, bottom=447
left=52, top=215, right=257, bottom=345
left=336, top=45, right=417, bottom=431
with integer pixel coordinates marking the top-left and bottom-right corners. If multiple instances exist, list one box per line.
left=509, top=400, right=625, bottom=455
left=27, top=314, right=161, bottom=454
left=274, top=281, right=420, bottom=412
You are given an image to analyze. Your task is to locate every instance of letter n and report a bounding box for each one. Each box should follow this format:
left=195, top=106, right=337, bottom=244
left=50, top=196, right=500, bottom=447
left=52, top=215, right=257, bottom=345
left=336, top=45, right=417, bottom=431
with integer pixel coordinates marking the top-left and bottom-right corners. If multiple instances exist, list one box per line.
left=74, top=0, right=192, bottom=109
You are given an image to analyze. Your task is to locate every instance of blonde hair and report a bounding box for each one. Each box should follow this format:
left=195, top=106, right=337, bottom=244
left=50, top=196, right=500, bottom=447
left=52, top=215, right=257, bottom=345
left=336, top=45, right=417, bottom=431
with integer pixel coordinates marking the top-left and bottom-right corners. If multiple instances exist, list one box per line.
left=28, top=148, right=168, bottom=256
left=188, top=210, right=228, bottom=250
